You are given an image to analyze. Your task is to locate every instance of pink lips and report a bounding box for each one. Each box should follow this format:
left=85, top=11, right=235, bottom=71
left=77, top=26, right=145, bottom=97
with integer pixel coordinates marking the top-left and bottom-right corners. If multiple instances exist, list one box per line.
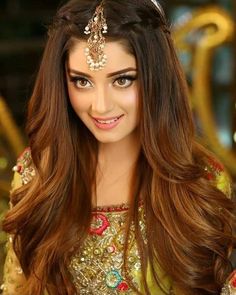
left=91, top=115, right=124, bottom=130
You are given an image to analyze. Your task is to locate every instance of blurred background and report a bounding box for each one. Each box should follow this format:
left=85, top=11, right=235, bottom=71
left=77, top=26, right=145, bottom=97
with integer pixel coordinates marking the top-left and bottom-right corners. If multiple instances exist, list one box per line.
left=0, top=0, right=236, bottom=284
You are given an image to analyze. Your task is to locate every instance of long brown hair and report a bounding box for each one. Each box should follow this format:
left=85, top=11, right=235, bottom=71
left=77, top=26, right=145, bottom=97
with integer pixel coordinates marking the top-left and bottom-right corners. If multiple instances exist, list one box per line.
left=3, top=0, right=236, bottom=294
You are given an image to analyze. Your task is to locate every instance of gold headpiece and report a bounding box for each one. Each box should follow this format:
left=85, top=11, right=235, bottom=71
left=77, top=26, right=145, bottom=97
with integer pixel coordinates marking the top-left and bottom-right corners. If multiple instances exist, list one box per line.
left=84, top=1, right=108, bottom=71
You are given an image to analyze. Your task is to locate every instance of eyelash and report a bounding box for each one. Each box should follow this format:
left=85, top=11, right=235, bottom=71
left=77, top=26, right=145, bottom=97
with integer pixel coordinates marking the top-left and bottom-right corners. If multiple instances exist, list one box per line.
left=69, top=75, right=137, bottom=89
left=114, top=76, right=137, bottom=87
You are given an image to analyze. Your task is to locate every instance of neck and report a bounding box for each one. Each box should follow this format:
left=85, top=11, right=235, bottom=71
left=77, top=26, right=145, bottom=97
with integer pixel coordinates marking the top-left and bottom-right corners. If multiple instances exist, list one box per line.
left=98, top=130, right=140, bottom=169
left=94, top=130, right=140, bottom=207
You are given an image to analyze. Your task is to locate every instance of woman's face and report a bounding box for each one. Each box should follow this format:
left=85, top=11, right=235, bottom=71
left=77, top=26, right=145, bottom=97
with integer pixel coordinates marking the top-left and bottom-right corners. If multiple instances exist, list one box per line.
left=66, top=40, right=139, bottom=144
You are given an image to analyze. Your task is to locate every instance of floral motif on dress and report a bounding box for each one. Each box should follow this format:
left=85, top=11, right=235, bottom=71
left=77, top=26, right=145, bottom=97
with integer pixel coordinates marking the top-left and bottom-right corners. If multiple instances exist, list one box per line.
left=68, top=205, right=146, bottom=294
left=3, top=149, right=233, bottom=294
left=221, top=271, right=236, bottom=295
left=12, top=147, right=35, bottom=185
left=204, top=156, right=224, bottom=181
left=204, top=156, right=231, bottom=198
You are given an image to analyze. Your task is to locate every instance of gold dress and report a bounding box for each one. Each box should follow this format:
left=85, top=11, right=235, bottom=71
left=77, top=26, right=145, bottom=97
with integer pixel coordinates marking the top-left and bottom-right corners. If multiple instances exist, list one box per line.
left=0, top=148, right=234, bottom=295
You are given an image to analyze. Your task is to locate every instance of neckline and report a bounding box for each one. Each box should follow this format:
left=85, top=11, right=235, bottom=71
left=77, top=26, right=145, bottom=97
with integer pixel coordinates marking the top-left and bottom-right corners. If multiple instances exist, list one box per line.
left=92, top=203, right=130, bottom=213
left=92, top=199, right=144, bottom=213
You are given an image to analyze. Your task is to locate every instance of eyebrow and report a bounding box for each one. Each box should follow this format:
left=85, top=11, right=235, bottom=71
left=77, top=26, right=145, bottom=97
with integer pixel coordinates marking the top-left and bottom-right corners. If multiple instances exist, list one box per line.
left=68, top=67, right=137, bottom=78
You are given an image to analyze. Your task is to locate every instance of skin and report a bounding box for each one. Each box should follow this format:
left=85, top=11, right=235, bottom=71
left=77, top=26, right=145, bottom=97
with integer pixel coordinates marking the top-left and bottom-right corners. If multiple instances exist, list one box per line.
left=66, top=40, right=141, bottom=206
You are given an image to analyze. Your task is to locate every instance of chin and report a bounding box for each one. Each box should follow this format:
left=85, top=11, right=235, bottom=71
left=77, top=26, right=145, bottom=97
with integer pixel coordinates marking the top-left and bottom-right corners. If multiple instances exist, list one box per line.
left=95, top=137, right=122, bottom=144
left=93, top=134, right=125, bottom=144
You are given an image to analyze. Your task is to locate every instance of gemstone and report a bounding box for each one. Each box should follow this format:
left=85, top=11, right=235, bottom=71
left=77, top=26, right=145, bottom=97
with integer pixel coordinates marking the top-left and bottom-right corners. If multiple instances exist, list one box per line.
left=107, top=245, right=116, bottom=253
left=106, top=270, right=122, bottom=288
left=117, top=281, right=129, bottom=291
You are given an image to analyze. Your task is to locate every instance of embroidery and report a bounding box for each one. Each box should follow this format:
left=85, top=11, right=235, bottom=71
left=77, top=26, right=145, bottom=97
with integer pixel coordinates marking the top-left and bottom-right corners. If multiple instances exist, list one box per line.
left=68, top=206, right=146, bottom=294
left=12, top=147, right=35, bottom=185
left=204, top=157, right=224, bottom=181
left=221, top=271, right=236, bottom=295
left=89, top=213, right=110, bottom=235
left=0, top=235, right=24, bottom=294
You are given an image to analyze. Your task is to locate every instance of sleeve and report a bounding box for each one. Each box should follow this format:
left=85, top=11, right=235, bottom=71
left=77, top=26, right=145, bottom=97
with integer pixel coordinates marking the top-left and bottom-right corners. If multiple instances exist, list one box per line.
left=1, top=235, right=26, bottom=295
left=221, top=271, right=236, bottom=295
left=204, top=156, right=232, bottom=198
left=205, top=158, right=236, bottom=295
left=172, top=157, right=233, bottom=295
left=1, top=148, right=36, bottom=295
left=1, top=171, right=27, bottom=295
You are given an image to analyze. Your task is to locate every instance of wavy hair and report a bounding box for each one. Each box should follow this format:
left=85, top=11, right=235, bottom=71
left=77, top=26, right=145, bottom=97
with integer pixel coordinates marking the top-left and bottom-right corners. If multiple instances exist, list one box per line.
left=3, top=0, right=236, bottom=294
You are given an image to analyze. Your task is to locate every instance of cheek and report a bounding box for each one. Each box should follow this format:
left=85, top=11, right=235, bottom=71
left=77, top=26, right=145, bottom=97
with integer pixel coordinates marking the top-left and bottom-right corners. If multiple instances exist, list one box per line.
left=122, top=89, right=139, bottom=114
left=68, top=87, right=89, bottom=115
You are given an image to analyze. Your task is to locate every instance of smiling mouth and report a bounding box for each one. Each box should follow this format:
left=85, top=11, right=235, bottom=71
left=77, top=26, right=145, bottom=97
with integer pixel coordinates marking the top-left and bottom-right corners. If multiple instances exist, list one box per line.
left=92, top=115, right=124, bottom=124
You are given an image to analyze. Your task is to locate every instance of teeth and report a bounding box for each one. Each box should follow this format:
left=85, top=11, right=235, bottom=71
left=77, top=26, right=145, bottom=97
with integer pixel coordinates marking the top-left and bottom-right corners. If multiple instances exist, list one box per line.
left=96, top=117, right=119, bottom=124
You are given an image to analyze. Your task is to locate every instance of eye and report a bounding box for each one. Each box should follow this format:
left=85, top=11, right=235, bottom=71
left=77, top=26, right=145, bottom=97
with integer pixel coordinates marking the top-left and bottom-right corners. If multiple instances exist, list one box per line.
left=113, top=75, right=137, bottom=88
left=69, top=76, right=92, bottom=89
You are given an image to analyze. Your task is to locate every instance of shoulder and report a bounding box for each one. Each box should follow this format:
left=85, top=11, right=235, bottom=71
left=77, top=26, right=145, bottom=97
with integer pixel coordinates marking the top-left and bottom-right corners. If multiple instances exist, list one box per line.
left=11, top=147, right=35, bottom=189
left=203, top=156, right=232, bottom=198
left=221, top=271, right=236, bottom=294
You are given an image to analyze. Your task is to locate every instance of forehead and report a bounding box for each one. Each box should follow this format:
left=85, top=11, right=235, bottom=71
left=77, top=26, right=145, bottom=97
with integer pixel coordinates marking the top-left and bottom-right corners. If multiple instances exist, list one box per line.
left=67, top=40, right=136, bottom=74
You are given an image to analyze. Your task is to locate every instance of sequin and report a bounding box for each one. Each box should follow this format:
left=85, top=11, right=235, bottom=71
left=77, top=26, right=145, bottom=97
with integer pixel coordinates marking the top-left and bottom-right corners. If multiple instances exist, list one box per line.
left=221, top=271, right=236, bottom=295
left=68, top=206, right=146, bottom=294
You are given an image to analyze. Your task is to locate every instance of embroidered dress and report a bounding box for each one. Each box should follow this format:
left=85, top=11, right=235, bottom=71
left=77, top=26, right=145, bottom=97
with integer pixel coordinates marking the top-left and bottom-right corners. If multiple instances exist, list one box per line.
left=1, top=148, right=233, bottom=295
left=68, top=204, right=145, bottom=294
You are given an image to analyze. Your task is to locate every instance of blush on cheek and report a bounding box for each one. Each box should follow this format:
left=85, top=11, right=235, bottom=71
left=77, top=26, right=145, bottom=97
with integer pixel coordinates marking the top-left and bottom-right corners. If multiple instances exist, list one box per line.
left=68, top=89, right=90, bottom=114
left=123, top=92, right=139, bottom=109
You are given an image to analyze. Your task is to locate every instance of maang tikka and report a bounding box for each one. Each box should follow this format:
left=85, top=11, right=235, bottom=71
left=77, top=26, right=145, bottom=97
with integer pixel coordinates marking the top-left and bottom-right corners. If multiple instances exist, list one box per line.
left=84, top=1, right=108, bottom=71
left=83, top=0, right=166, bottom=71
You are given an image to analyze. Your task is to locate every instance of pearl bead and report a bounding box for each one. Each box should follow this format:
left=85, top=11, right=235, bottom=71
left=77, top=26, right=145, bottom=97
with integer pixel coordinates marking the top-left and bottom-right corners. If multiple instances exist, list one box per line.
left=12, top=165, right=19, bottom=172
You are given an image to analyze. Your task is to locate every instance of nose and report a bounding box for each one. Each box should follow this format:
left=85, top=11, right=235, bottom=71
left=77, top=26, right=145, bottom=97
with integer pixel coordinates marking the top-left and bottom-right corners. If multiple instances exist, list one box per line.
left=91, top=86, right=114, bottom=114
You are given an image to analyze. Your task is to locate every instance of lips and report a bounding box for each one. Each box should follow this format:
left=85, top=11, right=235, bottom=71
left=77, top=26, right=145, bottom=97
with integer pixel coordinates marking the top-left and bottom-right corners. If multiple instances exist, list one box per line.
left=91, top=114, right=124, bottom=130
left=92, top=115, right=123, bottom=123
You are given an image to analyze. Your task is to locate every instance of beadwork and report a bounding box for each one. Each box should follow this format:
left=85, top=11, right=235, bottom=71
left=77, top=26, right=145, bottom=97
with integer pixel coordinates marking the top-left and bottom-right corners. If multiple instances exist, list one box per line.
left=12, top=147, right=35, bottom=185
left=83, top=0, right=168, bottom=71
left=84, top=0, right=108, bottom=71
left=220, top=271, right=236, bottom=295
left=68, top=206, right=146, bottom=294
left=3, top=149, right=232, bottom=295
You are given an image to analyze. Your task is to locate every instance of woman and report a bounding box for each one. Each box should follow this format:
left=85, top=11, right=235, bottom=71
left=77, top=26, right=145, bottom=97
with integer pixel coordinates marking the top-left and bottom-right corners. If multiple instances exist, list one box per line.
left=1, top=0, right=236, bottom=294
